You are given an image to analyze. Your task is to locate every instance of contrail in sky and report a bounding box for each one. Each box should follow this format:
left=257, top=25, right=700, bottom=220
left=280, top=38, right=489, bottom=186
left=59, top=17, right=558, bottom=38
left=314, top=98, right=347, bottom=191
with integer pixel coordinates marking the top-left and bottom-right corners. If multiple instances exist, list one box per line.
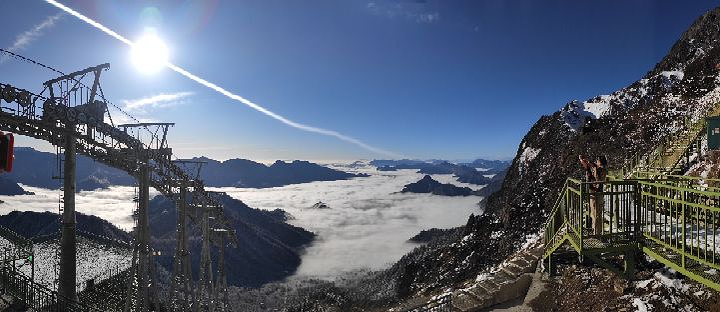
left=44, top=0, right=399, bottom=157
left=1, top=12, right=64, bottom=64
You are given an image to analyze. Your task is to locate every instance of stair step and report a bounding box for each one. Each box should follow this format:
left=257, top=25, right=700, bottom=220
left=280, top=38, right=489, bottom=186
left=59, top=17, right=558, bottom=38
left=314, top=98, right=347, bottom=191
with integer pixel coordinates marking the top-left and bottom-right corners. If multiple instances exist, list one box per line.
left=463, top=287, right=492, bottom=310
left=451, top=291, right=484, bottom=312
left=528, top=247, right=544, bottom=257
left=510, top=257, right=531, bottom=268
left=487, top=276, right=504, bottom=287
left=493, top=270, right=514, bottom=282
left=500, top=264, right=523, bottom=278
left=466, top=285, right=492, bottom=302
left=476, top=280, right=497, bottom=294
left=525, top=257, right=538, bottom=273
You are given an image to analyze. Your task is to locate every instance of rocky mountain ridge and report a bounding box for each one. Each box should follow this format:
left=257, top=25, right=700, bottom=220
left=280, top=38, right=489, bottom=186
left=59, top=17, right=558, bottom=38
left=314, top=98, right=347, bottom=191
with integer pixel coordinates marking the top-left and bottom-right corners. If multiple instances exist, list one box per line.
left=401, top=175, right=475, bottom=196
left=387, top=6, right=720, bottom=301
left=148, top=193, right=315, bottom=287
left=0, top=176, right=32, bottom=196
left=187, top=157, right=368, bottom=188
left=5, top=147, right=134, bottom=191
left=371, top=159, right=509, bottom=186
left=0, top=195, right=314, bottom=288
left=0, top=211, right=130, bottom=243
left=1, top=147, right=366, bottom=191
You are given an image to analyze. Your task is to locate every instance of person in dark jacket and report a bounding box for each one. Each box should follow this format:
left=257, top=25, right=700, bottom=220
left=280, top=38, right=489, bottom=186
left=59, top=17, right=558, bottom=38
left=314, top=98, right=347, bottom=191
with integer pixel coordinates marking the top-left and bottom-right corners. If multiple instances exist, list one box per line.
left=579, top=155, right=607, bottom=235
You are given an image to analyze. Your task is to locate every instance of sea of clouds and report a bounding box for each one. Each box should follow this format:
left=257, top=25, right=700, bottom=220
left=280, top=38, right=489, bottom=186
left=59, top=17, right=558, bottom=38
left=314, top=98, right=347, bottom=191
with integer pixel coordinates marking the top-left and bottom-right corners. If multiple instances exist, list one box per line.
left=211, top=166, right=484, bottom=279
left=0, top=185, right=158, bottom=231
left=0, top=164, right=483, bottom=280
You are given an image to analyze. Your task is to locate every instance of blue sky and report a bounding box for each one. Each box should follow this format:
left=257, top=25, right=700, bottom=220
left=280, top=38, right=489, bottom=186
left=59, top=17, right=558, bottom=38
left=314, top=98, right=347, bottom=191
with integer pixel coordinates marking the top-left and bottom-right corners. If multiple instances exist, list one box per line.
left=1, top=1, right=718, bottom=161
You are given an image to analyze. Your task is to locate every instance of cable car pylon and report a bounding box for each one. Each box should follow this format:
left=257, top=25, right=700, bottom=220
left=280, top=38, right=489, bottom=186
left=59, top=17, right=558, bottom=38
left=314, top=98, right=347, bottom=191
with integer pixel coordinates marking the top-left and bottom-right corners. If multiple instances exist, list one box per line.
left=170, top=159, right=207, bottom=311
left=0, top=57, right=238, bottom=311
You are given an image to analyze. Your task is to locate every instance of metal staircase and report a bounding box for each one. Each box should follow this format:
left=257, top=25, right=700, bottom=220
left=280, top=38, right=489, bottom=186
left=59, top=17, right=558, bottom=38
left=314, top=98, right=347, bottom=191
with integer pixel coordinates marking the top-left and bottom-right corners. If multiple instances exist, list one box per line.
left=402, top=108, right=720, bottom=311
left=616, top=102, right=720, bottom=178
left=543, top=113, right=720, bottom=291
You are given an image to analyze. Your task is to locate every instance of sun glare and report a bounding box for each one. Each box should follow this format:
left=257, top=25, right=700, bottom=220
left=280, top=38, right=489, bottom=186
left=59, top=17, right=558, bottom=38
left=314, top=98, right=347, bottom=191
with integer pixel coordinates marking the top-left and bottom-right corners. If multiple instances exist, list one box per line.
left=131, top=30, right=168, bottom=74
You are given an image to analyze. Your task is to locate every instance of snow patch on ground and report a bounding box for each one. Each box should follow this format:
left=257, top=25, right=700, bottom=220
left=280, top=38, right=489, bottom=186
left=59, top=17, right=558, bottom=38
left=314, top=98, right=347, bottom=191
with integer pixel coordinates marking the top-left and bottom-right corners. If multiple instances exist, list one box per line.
left=582, top=95, right=612, bottom=119
left=636, top=279, right=653, bottom=289
left=654, top=271, right=690, bottom=292
left=13, top=237, right=131, bottom=292
left=518, top=145, right=540, bottom=177
left=520, top=232, right=541, bottom=250
left=561, top=95, right=612, bottom=131
left=475, top=272, right=491, bottom=282
left=460, top=233, right=475, bottom=245
left=633, top=298, right=651, bottom=312
left=638, top=79, right=650, bottom=97
left=660, top=70, right=685, bottom=81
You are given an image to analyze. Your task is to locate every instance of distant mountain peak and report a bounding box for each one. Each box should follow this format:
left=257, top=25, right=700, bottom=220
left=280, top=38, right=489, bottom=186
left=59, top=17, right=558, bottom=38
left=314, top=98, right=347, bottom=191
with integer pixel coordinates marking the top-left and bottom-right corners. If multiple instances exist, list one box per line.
left=401, top=175, right=474, bottom=196
left=651, top=7, right=720, bottom=75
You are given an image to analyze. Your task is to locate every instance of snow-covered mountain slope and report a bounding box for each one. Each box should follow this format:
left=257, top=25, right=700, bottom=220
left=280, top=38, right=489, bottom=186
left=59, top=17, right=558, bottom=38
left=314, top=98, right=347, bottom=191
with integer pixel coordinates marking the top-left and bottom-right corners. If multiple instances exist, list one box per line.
left=13, top=237, right=132, bottom=292
left=389, top=6, right=720, bottom=300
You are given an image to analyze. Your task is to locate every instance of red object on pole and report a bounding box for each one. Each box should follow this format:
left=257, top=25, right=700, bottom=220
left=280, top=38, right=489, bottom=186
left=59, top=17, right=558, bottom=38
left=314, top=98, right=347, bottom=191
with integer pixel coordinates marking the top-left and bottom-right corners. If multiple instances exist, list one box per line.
left=0, top=132, right=13, bottom=173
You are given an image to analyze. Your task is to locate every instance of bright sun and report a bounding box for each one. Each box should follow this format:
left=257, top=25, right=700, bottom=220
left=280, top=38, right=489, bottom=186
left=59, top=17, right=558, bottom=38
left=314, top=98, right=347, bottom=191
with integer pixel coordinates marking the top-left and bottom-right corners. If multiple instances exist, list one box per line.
left=131, top=31, right=169, bottom=74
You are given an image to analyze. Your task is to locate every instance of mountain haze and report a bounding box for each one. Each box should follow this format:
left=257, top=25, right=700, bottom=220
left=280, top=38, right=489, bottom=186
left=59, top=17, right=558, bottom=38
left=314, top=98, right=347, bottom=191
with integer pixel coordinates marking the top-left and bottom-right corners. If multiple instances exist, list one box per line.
left=2, top=148, right=366, bottom=191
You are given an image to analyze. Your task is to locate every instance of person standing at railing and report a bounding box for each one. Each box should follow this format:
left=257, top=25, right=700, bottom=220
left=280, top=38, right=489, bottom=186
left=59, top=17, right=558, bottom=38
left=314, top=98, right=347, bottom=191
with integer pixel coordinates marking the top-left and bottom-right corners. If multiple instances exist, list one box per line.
left=580, top=155, right=608, bottom=235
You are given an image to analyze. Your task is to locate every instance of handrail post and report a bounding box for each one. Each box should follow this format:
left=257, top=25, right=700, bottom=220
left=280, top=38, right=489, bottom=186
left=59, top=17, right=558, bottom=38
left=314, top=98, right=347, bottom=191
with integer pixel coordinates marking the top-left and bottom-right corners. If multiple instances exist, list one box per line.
left=634, top=181, right=640, bottom=243
left=681, top=190, right=686, bottom=269
left=579, top=183, right=583, bottom=254
left=564, top=186, right=569, bottom=229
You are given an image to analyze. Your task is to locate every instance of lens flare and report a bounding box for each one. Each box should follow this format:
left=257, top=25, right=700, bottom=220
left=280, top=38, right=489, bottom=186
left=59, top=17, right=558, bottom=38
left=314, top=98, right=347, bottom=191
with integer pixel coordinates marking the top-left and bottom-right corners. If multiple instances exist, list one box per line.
left=131, top=30, right=168, bottom=74
left=44, top=0, right=400, bottom=157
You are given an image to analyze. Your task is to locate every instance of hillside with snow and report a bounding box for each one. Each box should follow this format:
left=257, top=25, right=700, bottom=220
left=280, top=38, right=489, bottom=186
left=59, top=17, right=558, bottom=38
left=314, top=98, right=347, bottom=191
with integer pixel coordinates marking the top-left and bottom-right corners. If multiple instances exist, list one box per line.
left=368, top=6, right=720, bottom=311
left=15, top=237, right=132, bottom=292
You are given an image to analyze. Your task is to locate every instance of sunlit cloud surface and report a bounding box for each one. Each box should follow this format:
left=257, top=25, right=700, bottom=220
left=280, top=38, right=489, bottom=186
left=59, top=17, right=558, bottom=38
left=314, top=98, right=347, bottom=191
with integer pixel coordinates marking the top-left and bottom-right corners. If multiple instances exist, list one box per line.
left=212, top=167, right=483, bottom=278
left=122, top=91, right=193, bottom=113
left=0, top=168, right=482, bottom=279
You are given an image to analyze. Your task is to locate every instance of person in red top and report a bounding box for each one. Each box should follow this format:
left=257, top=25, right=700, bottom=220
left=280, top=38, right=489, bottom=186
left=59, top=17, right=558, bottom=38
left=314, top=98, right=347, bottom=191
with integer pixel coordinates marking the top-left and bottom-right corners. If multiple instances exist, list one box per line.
left=579, top=154, right=607, bottom=235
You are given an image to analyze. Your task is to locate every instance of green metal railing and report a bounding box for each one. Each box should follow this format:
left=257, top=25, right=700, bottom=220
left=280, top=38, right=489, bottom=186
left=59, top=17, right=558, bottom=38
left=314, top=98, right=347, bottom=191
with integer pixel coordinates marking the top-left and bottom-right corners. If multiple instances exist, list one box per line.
left=638, top=180, right=720, bottom=290
left=560, top=180, right=638, bottom=243
left=543, top=176, right=720, bottom=291
left=543, top=180, right=570, bottom=259
left=613, top=118, right=706, bottom=178
left=543, top=179, right=639, bottom=271
left=544, top=103, right=720, bottom=290
left=633, top=171, right=720, bottom=191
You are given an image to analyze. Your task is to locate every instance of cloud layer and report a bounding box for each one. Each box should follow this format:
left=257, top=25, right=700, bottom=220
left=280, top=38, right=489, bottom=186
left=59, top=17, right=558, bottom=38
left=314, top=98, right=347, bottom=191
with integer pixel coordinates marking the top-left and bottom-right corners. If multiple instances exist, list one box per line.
left=0, top=165, right=482, bottom=280
left=122, top=91, right=193, bottom=113
left=0, top=185, right=159, bottom=231
left=367, top=1, right=440, bottom=24
left=212, top=166, right=483, bottom=279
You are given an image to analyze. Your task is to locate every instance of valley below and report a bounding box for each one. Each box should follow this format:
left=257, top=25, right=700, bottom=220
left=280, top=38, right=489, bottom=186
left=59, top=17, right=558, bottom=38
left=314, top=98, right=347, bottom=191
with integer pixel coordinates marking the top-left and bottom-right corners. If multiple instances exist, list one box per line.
left=0, top=162, right=484, bottom=283
left=213, top=164, right=484, bottom=279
